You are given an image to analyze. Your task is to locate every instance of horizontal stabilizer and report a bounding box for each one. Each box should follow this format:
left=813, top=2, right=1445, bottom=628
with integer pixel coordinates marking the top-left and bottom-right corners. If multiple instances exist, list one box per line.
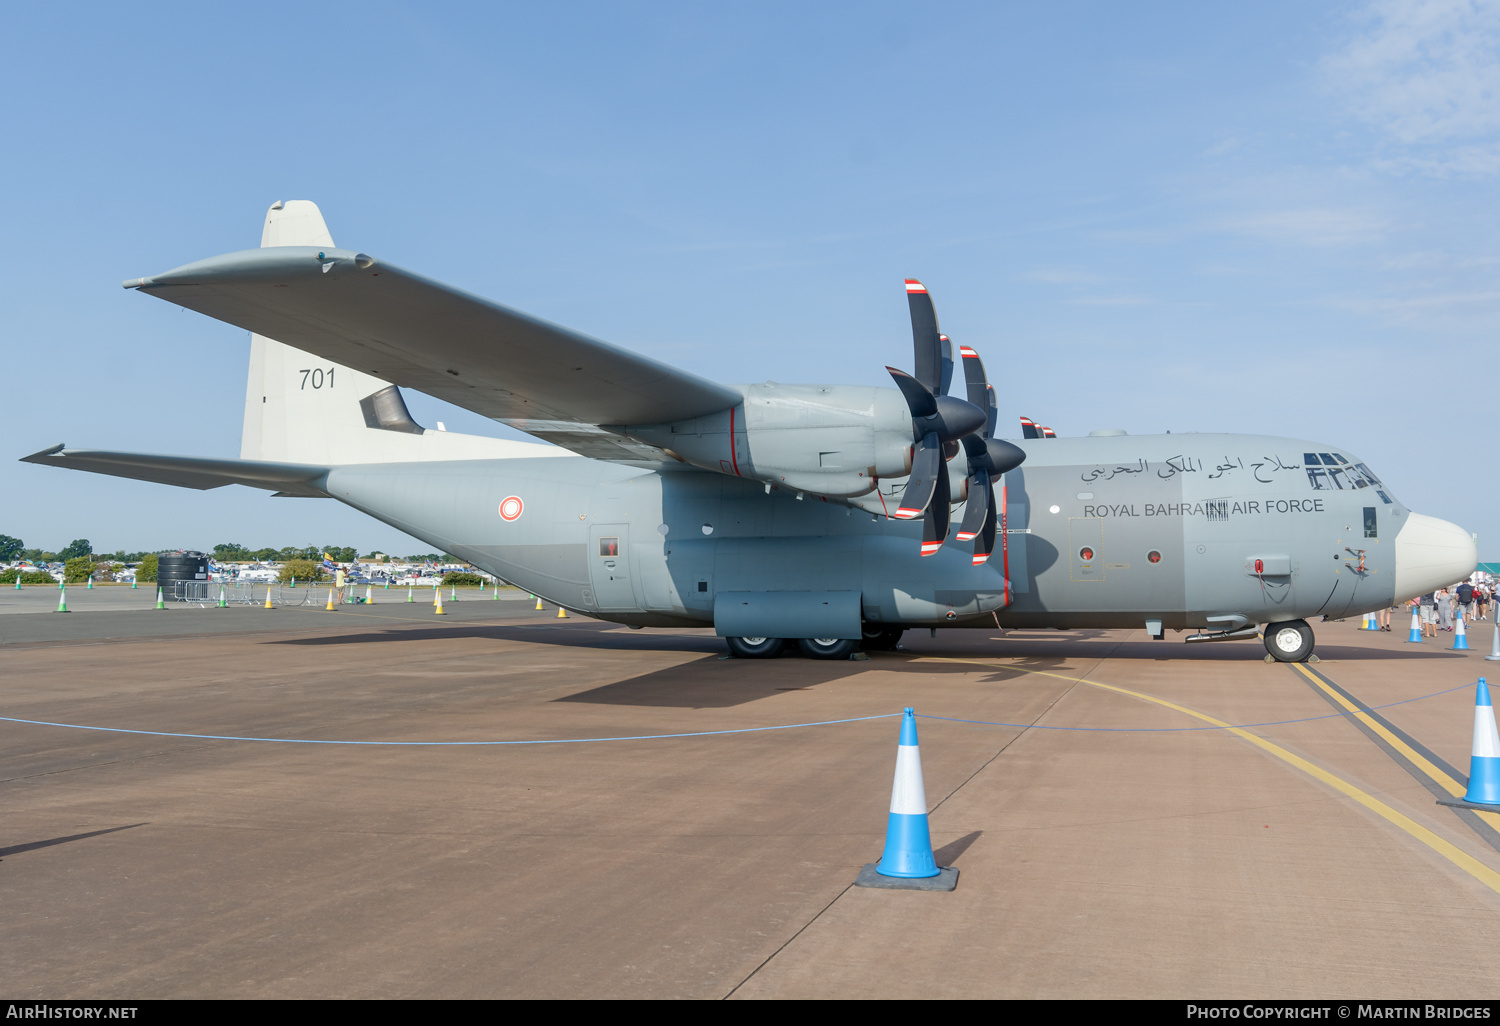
left=21, top=445, right=330, bottom=496
left=124, top=247, right=743, bottom=433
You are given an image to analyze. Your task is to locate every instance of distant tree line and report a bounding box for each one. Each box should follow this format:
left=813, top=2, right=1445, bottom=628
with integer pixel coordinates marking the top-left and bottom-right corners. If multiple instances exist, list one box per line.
left=1, top=535, right=459, bottom=565
left=211, top=543, right=457, bottom=563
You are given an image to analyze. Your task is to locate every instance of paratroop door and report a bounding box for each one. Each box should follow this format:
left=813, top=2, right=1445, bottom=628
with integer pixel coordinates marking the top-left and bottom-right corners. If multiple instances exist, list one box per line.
left=589, top=524, right=636, bottom=610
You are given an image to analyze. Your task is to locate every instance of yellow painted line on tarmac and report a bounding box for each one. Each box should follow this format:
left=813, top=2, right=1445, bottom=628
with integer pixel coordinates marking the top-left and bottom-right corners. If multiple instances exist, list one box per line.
left=1289, top=663, right=1466, bottom=799
left=1289, top=662, right=1500, bottom=833
left=919, top=655, right=1500, bottom=897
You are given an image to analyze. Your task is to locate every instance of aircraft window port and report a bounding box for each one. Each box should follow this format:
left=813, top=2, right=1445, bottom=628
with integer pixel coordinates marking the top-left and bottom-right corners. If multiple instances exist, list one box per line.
left=1078, top=546, right=1095, bottom=562
left=1304, top=452, right=1374, bottom=491
left=1363, top=507, right=1377, bottom=539
left=697, top=580, right=708, bottom=593
left=598, top=538, right=619, bottom=557
left=1147, top=550, right=1162, bottom=564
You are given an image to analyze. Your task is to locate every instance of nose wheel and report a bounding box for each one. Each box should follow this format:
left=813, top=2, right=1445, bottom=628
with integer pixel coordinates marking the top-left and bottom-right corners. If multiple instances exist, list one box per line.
left=1264, top=619, right=1315, bottom=662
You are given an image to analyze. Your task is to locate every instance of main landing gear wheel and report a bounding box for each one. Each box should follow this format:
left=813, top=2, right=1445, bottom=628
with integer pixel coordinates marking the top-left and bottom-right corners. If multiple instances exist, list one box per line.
left=1264, top=619, right=1315, bottom=663
left=726, top=636, right=786, bottom=659
left=860, top=626, right=905, bottom=651
left=798, top=637, right=860, bottom=660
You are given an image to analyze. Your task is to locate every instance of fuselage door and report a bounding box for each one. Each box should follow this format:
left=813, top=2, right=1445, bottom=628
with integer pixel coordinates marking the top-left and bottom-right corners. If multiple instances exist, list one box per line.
left=589, top=524, right=637, bottom=610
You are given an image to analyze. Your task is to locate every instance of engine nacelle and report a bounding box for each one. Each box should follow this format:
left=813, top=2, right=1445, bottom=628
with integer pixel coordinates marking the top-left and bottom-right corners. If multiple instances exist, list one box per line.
left=625, top=383, right=915, bottom=498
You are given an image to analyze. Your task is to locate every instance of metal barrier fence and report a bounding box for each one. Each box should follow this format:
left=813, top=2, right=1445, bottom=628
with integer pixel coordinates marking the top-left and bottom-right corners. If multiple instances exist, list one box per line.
left=171, top=581, right=260, bottom=605
left=163, top=581, right=468, bottom=607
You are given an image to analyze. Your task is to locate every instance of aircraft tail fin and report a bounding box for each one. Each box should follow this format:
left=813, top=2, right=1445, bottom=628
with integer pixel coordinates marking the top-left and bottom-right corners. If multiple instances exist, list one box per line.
left=241, top=201, right=555, bottom=465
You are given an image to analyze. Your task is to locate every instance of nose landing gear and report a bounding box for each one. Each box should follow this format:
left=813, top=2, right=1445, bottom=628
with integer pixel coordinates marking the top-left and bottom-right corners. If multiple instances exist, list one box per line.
left=1264, top=619, right=1315, bottom=662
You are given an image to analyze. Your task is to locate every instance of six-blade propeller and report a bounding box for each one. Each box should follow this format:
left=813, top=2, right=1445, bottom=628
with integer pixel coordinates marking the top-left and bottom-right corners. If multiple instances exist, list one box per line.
left=890, top=279, right=1026, bottom=562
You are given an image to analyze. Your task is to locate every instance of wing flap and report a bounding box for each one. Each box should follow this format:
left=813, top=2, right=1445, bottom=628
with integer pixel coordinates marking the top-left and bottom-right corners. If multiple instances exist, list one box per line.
left=21, top=445, right=330, bottom=496
left=126, top=247, right=741, bottom=430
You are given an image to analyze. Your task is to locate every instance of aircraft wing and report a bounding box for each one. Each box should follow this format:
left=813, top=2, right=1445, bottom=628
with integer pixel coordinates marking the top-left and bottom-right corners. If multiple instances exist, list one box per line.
left=123, top=247, right=742, bottom=453
left=20, top=445, right=330, bottom=497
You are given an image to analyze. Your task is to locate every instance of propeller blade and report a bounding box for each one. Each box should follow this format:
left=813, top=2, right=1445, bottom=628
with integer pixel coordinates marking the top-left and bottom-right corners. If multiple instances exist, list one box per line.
left=1019, top=417, right=1039, bottom=439
left=896, top=433, right=942, bottom=519
left=956, top=469, right=990, bottom=542
left=974, top=487, right=998, bottom=566
left=886, top=366, right=937, bottom=419
left=921, top=460, right=951, bottom=556
left=985, top=384, right=998, bottom=440
left=939, top=334, right=954, bottom=397
left=905, top=279, right=942, bottom=393
left=958, top=345, right=988, bottom=416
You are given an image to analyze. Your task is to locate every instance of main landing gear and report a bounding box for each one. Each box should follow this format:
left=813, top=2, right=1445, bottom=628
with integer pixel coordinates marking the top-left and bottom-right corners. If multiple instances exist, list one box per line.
left=725, top=627, right=906, bottom=660
left=1263, top=619, right=1315, bottom=663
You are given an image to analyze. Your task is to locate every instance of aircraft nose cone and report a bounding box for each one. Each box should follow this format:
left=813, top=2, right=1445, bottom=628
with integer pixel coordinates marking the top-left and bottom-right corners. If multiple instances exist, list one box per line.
left=1393, top=512, right=1477, bottom=601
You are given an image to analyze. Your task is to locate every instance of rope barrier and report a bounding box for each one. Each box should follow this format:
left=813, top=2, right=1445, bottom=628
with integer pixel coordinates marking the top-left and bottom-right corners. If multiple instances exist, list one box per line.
left=0, top=712, right=899, bottom=746
left=0, top=681, right=1476, bottom=746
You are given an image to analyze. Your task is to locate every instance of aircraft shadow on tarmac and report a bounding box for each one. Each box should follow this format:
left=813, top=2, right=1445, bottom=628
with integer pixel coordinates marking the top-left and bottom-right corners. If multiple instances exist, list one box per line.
left=557, top=648, right=1090, bottom=708
left=266, top=622, right=1476, bottom=708
left=0, top=823, right=146, bottom=862
left=267, top=622, right=724, bottom=654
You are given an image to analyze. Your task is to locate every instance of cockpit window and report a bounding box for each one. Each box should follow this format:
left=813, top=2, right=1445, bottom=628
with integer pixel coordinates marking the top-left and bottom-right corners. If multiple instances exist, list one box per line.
left=1304, top=453, right=1392, bottom=503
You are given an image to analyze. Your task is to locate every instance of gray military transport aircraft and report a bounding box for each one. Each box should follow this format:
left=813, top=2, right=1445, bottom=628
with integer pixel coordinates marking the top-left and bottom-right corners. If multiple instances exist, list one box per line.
left=23, top=202, right=1477, bottom=662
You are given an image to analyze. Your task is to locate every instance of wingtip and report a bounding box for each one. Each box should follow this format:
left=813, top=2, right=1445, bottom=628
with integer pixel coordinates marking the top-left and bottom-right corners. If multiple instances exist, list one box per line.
left=19, top=443, right=67, bottom=466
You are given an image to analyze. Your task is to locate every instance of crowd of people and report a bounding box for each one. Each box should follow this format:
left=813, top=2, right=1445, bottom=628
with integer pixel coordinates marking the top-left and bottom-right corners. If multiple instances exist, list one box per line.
left=1386, top=580, right=1494, bottom=638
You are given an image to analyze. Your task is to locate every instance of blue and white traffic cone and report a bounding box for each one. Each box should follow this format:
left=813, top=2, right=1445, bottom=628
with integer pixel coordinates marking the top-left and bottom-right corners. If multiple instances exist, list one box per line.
left=1455, top=614, right=1470, bottom=651
left=855, top=708, right=958, bottom=890
left=1407, top=608, right=1423, bottom=643
left=878, top=708, right=939, bottom=879
left=1360, top=611, right=1376, bottom=630
left=1465, top=678, right=1500, bottom=805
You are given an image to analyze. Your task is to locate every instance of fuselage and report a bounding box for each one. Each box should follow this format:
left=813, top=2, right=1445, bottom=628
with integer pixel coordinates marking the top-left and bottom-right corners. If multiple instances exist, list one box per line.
left=318, top=431, right=1475, bottom=632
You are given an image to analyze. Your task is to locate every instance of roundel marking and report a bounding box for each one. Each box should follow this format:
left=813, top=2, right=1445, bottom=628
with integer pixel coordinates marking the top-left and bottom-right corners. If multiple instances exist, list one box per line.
left=498, top=496, right=524, bottom=522
left=1078, top=546, right=1095, bottom=562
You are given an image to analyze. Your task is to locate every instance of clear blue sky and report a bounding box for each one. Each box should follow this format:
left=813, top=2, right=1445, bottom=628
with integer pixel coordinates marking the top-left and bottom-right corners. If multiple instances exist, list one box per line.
left=3, top=1, right=1496, bottom=556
